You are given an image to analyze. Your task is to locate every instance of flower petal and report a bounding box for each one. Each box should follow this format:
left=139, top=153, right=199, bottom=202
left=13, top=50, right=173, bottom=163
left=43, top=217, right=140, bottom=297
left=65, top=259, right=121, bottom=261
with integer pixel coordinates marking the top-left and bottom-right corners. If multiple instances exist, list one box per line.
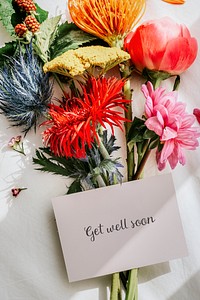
left=145, top=117, right=163, bottom=136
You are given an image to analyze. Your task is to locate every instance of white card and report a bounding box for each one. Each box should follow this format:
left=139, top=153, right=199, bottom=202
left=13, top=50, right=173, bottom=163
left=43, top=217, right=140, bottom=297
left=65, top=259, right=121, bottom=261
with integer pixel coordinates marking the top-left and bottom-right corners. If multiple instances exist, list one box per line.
left=52, top=173, right=188, bottom=282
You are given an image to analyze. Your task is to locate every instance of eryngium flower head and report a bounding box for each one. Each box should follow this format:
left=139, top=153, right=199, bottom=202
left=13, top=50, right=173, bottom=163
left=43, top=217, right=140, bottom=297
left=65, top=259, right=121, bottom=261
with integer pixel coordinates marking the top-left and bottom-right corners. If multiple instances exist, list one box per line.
left=42, top=76, right=130, bottom=159
left=68, top=0, right=146, bottom=47
left=0, top=45, right=53, bottom=134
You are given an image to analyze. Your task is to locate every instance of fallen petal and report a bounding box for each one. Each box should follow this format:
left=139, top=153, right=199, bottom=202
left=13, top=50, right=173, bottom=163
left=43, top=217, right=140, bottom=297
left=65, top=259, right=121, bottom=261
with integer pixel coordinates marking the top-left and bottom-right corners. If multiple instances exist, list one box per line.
left=11, top=188, right=27, bottom=197
left=162, top=0, right=185, bottom=4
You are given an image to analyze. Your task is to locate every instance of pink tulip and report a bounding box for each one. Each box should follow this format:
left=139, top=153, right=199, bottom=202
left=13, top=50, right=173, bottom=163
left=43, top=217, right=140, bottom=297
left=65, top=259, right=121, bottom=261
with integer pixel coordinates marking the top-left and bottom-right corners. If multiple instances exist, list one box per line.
left=142, top=82, right=200, bottom=170
left=125, top=17, right=198, bottom=75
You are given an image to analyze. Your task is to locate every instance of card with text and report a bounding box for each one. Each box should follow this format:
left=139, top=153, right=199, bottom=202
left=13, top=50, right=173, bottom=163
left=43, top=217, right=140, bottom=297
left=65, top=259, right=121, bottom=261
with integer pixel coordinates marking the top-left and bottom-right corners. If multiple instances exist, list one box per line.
left=52, top=173, right=188, bottom=282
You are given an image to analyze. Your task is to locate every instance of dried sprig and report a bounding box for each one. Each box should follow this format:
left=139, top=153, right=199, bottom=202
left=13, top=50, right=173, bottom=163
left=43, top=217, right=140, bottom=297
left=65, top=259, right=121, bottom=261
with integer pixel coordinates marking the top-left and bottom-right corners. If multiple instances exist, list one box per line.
left=0, top=44, right=53, bottom=134
left=11, top=187, right=27, bottom=197
left=8, top=135, right=26, bottom=155
left=43, top=46, right=130, bottom=77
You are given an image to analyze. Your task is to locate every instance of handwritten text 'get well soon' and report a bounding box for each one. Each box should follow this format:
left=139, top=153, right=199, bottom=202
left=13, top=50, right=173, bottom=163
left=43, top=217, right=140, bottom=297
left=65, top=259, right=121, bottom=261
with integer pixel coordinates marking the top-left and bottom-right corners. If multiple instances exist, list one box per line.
left=84, top=217, right=156, bottom=242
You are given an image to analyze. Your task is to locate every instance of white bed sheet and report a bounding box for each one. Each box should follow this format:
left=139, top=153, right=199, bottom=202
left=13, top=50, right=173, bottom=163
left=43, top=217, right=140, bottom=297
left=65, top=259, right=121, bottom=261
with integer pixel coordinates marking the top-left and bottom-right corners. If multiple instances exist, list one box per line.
left=0, top=0, right=200, bottom=299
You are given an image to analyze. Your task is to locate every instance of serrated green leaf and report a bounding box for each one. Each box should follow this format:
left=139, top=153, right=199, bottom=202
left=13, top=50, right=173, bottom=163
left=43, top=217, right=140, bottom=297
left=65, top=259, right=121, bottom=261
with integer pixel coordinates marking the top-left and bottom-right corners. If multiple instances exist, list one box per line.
left=0, top=0, right=15, bottom=36
left=35, top=3, right=49, bottom=23
left=33, top=149, right=70, bottom=177
left=100, top=159, right=118, bottom=173
left=49, top=21, right=98, bottom=59
left=101, top=130, right=120, bottom=155
left=33, top=148, right=90, bottom=179
left=67, top=179, right=82, bottom=194
left=34, top=15, right=61, bottom=62
left=33, top=129, right=123, bottom=188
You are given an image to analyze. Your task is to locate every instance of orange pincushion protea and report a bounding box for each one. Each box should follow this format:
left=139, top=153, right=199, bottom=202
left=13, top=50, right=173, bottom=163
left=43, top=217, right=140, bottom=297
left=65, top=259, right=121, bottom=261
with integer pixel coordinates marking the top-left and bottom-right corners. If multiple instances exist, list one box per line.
left=68, top=0, right=146, bottom=47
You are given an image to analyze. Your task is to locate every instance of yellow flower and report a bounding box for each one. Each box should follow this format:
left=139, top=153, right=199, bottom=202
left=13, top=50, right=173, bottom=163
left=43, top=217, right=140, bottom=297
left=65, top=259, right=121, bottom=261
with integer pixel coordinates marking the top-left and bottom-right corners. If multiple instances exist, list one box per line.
left=43, top=46, right=130, bottom=77
left=68, top=0, right=146, bottom=47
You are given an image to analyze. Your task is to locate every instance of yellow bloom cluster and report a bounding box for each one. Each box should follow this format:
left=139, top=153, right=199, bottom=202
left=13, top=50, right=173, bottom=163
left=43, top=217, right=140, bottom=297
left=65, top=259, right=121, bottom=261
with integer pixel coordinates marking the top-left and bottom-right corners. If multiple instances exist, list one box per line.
left=43, top=46, right=130, bottom=77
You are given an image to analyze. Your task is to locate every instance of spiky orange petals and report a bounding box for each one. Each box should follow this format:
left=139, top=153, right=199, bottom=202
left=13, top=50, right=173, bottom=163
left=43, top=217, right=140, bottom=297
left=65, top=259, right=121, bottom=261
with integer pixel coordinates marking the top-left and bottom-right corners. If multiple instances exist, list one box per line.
left=162, top=0, right=185, bottom=4
left=42, top=77, right=130, bottom=159
left=68, top=0, right=146, bottom=47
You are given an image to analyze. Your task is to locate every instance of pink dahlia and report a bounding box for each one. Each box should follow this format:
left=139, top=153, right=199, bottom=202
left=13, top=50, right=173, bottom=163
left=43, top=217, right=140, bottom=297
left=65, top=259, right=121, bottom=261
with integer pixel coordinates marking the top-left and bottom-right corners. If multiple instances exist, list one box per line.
left=142, top=82, right=200, bottom=170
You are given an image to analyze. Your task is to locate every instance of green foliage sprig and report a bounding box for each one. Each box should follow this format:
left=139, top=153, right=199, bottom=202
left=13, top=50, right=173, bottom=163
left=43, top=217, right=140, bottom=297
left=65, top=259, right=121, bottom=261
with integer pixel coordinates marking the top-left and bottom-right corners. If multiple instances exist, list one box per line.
left=33, top=131, right=123, bottom=194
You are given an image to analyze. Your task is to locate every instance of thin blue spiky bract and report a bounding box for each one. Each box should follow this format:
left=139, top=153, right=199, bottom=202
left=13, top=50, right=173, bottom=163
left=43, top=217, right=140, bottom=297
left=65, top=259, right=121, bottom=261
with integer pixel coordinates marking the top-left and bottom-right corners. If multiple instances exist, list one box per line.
left=0, top=44, right=53, bottom=134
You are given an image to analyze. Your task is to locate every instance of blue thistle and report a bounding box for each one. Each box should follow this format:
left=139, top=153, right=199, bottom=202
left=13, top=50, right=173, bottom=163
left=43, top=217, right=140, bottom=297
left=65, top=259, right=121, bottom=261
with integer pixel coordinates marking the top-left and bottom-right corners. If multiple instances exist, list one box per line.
left=0, top=44, right=53, bottom=134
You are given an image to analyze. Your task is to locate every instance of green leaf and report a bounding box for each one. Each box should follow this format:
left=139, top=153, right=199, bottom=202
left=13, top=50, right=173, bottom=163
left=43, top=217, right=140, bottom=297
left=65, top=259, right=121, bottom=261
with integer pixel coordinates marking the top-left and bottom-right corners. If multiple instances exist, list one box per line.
left=67, top=179, right=83, bottom=194
left=34, top=15, right=61, bottom=62
left=0, top=0, right=15, bottom=36
left=127, top=117, right=146, bottom=142
left=100, top=159, right=119, bottom=174
left=11, top=12, right=25, bottom=28
left=33, top=148, right=90, bottom=178
left=49, top=21, right=98, bottom=59
left=0, top=41, right=17, bottom=67
left=142, top=68, right=171, bottom=82
left=101, top=130, right=120, bottom=155
left=33, top=129, right=123, bottom=188
left=35, top=3, right=49, bottom=24
left=149, top=137, right=159, bottom=149
left=127, top=140, right=135, bottom=152
left=143, top=128, right=157, bottom=140
left=33, top=149, right=70, bottom=177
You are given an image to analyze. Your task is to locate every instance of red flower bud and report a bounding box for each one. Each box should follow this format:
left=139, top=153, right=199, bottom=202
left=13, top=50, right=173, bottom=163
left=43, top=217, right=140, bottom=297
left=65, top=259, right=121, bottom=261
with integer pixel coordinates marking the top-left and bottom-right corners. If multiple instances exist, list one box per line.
left=124, top=17, right=198, bottom=76
left=193, top=108, right=200, bottom=124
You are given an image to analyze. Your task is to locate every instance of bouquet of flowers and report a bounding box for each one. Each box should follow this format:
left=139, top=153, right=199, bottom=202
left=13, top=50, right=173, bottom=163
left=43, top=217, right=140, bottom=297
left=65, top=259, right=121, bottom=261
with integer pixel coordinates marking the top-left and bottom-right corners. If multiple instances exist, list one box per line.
left=0, top=0, right=200, bottom=299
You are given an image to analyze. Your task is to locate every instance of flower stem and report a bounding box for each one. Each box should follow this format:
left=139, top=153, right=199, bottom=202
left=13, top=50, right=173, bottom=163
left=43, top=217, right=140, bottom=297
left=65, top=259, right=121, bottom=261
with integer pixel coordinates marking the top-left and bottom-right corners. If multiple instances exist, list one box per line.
left=96, top=132, right=111, bottom=160
left=125, top=269, right=138, bottom=300
left=120, top=65, right=134, bottom=182
left=173, top=75, right=180, bottom=91
left=120, top=62, right=139, bottom=299
left=127, top=149, right=135, bottom=181
left=53, top=73, right=67, bottom=98
left=132, top=144, right=151, bottom=180
left=123, top=79, right=133, bottom=134
left=120, top=272, right=127, bottom=290
left=110, top=273, right=122, bottom=300
left=96, top=132, right=123, bottom=299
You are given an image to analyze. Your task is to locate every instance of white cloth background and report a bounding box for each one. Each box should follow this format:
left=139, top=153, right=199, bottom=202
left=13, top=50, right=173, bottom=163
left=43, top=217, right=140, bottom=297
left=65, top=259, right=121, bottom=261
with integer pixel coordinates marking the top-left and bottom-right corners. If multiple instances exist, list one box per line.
left=0, top=0, right=200, bottom=299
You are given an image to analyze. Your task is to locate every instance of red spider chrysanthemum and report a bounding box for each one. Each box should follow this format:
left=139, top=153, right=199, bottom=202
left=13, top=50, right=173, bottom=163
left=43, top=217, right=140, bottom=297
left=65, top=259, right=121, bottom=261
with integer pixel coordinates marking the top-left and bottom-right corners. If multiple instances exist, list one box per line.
left=42, top=76, right=130, bottom=158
